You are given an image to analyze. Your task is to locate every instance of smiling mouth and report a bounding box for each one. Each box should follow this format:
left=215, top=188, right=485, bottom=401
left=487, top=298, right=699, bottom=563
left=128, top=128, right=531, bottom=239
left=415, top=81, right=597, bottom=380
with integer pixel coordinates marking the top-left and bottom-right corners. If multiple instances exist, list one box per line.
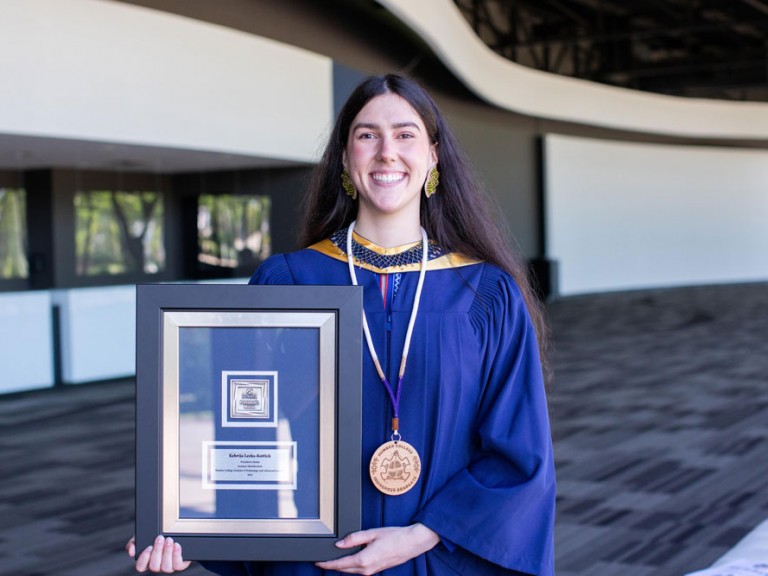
left=372, top=173, right=405, bottom=184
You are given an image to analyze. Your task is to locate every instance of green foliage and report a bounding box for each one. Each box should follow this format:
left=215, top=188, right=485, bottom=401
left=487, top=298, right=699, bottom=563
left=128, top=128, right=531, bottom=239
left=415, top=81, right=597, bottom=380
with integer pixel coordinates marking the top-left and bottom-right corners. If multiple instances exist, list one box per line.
left=0, top=188, right=29, bottom=279
left=197, top=195, right=271, bottom=269
left=74, top=190, right=165, bottom=276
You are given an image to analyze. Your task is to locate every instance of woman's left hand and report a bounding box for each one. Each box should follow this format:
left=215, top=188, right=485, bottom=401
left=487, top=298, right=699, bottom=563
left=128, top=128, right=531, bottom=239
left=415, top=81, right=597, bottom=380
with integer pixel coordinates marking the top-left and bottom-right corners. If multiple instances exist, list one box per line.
left=315, top=523, right=439, bottom=575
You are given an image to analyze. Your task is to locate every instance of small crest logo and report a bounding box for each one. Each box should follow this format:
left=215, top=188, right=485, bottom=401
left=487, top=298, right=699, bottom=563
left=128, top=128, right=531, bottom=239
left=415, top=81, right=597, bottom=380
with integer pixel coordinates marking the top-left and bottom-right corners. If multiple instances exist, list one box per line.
left=230, top=379, right=269, bottom=419
left=380, top=450, right=411, bottom=482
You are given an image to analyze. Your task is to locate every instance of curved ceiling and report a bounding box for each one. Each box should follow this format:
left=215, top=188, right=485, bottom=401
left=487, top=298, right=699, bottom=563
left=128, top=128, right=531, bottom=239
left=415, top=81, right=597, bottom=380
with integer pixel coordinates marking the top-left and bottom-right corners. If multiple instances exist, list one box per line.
left=0, top=0, right=332, bottom=172
left=378, top=0, right=768, bottom=141
left=454, top=0, right=768, bottom=103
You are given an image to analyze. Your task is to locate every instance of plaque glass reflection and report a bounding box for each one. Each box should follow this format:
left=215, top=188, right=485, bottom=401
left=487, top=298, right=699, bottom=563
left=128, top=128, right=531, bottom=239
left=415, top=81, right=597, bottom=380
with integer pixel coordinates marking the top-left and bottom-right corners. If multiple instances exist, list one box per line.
left=135, top=284, right=362, bottom=561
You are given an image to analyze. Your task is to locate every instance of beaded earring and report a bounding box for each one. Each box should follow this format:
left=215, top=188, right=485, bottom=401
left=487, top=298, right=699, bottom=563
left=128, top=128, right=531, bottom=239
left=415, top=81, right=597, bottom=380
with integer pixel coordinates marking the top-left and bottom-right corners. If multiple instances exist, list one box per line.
left=424, top=165, right=440, bottom=198
left=341, top=170, right=357, bottom=200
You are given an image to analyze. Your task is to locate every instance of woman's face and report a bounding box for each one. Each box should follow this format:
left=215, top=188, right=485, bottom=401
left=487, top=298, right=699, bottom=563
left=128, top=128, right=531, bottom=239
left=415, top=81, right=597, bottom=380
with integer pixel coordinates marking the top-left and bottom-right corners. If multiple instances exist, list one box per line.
left=343, top=93, right=437, bottom=227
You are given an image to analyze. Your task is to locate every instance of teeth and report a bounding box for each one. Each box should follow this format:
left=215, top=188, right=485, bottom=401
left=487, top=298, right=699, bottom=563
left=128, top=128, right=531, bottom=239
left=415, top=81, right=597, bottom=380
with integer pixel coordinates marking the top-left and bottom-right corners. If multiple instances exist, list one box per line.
left=372, top=173, right=404, bottom=183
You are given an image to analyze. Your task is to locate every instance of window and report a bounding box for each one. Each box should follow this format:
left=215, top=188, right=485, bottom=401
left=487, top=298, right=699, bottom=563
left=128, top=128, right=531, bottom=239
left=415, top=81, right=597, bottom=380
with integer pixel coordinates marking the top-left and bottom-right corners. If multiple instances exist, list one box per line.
left=197, top=194, right=271, bottom=272
left=0, top=188, right=28, bottom=280
left=74, top=190, right=165, bottom=276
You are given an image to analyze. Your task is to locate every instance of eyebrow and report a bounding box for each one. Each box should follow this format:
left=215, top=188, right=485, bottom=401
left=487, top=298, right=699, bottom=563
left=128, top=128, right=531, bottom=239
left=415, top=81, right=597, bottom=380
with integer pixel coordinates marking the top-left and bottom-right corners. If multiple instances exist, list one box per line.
left=352, top=121, right=422, bottom=131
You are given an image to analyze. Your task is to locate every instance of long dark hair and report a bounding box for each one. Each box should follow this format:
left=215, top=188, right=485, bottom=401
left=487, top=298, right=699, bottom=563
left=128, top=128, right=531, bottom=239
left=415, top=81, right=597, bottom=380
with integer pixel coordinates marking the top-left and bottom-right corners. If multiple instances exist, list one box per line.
left=299, top=73, right=550, bottom=375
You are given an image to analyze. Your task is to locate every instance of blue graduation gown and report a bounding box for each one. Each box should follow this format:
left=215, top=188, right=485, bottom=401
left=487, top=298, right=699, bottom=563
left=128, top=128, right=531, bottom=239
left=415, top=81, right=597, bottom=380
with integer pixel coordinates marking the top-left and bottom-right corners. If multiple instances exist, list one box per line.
left=201, top=246, right=555, bottom=576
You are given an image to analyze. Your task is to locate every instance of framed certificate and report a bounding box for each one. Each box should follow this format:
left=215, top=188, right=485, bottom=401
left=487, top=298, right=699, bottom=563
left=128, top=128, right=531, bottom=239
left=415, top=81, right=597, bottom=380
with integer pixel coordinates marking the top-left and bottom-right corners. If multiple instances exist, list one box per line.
left=135, top=284, right=362, bottom=561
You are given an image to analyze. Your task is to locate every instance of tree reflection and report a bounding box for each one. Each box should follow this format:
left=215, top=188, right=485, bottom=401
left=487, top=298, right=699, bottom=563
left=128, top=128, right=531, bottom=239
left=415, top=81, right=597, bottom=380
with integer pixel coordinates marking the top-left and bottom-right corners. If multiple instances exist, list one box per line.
left=0, top=188, right=28, bottom=280
left=197, top=195, right=271, bottom=270
left=75, top=190, right=164, bottom=276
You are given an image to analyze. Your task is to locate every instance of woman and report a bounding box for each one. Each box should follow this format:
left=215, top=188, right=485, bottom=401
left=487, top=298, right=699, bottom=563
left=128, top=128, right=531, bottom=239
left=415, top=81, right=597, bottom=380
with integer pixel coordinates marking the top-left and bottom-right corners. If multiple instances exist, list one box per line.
left=129, top=73, right=555, bottom=575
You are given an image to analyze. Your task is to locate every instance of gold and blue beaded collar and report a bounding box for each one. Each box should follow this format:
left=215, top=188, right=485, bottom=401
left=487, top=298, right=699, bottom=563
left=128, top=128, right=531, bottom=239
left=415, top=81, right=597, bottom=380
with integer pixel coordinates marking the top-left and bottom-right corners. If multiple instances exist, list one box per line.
left=309, top=228, right=480, bottom=274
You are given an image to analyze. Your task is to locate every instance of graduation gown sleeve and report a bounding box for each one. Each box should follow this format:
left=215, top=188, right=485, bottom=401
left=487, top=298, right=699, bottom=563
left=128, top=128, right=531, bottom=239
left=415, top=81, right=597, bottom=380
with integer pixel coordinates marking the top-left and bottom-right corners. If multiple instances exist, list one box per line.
left=250, top=254, right=295, bottom=285
left=413, top=265, right=556, bottom=576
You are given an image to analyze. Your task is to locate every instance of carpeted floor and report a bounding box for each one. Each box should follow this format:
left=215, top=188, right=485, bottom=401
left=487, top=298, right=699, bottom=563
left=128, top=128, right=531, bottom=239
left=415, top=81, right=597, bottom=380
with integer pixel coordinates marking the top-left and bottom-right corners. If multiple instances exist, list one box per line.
left=549, top=282, right=768, bottom=576
left=0, top=282, right=766, bottom=576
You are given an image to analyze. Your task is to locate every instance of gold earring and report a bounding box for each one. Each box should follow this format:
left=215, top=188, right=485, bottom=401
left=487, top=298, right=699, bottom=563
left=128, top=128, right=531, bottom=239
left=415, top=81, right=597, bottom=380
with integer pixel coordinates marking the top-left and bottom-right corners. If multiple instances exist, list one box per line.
left=341, top=170, right=357, bottom=200
left=424, top=165, right=440, bottom=198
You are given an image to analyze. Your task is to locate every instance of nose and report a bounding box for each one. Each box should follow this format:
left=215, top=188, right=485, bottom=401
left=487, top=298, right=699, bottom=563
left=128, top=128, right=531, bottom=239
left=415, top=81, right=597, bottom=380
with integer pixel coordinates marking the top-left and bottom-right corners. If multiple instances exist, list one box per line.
left=377, top=136, right=396, bottom=162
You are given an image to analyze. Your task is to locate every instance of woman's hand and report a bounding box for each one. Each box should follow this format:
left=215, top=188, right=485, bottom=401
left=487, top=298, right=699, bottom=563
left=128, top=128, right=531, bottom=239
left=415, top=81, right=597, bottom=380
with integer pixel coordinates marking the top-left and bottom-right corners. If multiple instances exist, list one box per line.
left=126, top=535, right=192, bottom=573
left=315, top=523, right=439, bottom=575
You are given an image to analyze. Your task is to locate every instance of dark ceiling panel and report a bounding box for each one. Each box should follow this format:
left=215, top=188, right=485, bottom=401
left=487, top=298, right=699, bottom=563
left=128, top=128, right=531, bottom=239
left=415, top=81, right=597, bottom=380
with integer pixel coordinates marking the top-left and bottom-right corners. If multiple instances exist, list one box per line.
left=454, top=0, right=768, bottom=101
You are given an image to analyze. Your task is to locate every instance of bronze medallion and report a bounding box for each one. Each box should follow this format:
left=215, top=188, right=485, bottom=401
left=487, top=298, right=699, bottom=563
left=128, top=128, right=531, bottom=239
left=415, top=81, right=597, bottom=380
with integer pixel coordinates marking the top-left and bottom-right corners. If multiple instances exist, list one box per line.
left=369, top=440, right=421, bottom=495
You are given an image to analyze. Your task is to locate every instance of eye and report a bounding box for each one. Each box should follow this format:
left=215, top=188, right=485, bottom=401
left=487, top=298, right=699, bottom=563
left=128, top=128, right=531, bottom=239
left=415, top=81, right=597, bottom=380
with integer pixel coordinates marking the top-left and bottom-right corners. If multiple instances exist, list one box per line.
left=397, top=132, right=415, bottom=139
left=357, top=132, right=377, bottom=140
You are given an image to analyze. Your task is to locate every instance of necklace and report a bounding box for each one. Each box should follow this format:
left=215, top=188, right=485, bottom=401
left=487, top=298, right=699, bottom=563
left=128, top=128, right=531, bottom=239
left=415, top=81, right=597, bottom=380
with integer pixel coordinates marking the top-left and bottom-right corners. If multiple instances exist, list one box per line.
left=331, top=228, right=444, bottom=273
left=346, top=221, right=427, bottom=495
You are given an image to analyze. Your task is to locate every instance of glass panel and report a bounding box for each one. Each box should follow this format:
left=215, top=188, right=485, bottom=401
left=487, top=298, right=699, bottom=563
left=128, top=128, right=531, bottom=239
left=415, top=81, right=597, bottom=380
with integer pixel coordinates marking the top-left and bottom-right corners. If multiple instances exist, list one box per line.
left=197, top=195, right=271, bottom=271
left=177, top=325, right=320, bottom=521
left=0, top=188, right=28, bottom=280
left=74, top=190, right=165, bottom=276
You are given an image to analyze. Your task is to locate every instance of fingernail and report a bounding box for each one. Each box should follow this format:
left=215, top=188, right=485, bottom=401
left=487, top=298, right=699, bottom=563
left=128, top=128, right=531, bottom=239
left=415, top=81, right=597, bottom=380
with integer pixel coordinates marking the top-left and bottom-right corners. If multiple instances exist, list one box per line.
left=155, top=535, right=164, bottom=544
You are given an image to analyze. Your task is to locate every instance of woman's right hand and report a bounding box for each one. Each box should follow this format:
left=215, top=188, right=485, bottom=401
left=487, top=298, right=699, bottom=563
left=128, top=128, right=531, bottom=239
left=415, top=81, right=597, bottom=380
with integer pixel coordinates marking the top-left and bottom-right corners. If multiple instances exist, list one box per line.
left=126, top=535, right=192, bottom=573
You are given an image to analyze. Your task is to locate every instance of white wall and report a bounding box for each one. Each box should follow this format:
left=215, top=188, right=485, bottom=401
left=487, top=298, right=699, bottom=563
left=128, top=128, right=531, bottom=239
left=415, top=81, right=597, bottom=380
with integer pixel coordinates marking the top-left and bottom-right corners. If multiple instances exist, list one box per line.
left=53, top=285, right=136, bottom=384
left=545, top=135, right=768, bottom=295
left=0, top=291, right=54, bottom=393
left=0, top=0, right=333, bottom=163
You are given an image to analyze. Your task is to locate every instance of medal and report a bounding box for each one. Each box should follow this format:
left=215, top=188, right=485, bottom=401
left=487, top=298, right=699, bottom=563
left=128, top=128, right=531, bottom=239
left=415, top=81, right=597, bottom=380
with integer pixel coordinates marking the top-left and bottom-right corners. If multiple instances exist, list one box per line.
left=369, top=438, right=421, bottom=495
left=347, top=222, right=429, bottom=496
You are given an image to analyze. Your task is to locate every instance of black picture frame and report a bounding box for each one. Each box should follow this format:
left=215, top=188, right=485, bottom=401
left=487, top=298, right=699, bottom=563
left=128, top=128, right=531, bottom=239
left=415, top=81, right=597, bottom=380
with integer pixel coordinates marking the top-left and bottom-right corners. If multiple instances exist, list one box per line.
left=135, top=283, right=362, bottom=561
